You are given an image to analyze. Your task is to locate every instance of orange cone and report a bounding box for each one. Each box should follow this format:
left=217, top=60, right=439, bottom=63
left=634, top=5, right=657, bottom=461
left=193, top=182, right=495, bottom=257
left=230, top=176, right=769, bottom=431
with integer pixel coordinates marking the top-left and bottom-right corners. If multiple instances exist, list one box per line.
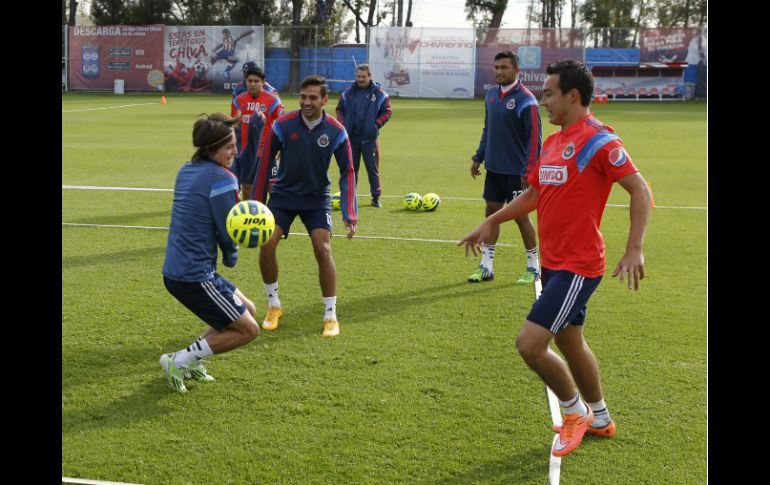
left=161, top=96, right=167, bottom=105
left=647, top=180, right=655, bottom=208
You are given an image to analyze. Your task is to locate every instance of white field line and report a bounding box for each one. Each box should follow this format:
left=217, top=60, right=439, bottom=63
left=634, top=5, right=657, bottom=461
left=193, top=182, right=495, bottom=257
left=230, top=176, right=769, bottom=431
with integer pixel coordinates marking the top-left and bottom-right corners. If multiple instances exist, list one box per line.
left=62, top=103, right=158, bottom=113
left=533, top=278, right=563, bottom=485
left=61, top=185, right=706, bottom=210
left=60, top=222, right=513, bottom=246
left=62, top=477, right=145, bottom=485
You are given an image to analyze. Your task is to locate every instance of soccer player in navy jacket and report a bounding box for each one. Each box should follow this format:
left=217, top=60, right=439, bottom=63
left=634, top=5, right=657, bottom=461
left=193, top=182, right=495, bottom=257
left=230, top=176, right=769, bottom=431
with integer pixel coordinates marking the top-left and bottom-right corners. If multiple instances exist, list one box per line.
left=160, top=113, right=261, bottom=393
left=253, top=75, right=358, bottom=337
left=469, top=51, right=542, bottom=285
left=336, top=64, right=392, bottom=207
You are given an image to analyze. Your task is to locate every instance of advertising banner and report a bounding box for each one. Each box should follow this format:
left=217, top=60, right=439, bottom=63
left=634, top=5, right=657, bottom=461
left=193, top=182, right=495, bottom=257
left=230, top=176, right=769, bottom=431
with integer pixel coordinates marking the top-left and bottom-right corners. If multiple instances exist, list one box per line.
left=68, top=25, right=165, bottom=91
left=639, top=27, right=700, bottom=64
left=164, top=26, right=264, bottom=93
left=369, top=27, right=475, bottom=98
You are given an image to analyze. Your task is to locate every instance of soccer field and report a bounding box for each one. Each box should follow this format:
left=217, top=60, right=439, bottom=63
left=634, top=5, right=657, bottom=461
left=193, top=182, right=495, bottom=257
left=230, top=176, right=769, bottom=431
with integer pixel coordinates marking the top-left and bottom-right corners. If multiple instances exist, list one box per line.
left=62, top=92, right=706, bottom=484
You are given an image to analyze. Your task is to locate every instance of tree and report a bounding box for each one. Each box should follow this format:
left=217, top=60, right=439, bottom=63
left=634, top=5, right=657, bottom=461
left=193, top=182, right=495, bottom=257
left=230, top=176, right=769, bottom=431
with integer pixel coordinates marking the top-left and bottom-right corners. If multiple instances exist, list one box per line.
left=466, top=0, right=508, bottom=44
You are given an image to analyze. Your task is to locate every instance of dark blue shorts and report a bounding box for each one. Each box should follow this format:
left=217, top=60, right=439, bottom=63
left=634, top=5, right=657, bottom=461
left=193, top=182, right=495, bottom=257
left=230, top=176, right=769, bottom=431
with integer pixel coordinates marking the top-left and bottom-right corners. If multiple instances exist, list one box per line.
left=268, top=204, right=332, bottom=237
left=484, top=171, right=525, bottom=204
left=526, top=268, right=603, bottom=334
left=164, top=274, right=246, bottom=331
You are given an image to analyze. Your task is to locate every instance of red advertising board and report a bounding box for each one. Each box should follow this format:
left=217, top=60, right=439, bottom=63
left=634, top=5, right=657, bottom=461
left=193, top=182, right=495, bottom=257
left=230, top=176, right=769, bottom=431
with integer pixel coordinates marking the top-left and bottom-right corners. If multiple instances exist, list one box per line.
left=68, top=25, right=165, bottom=91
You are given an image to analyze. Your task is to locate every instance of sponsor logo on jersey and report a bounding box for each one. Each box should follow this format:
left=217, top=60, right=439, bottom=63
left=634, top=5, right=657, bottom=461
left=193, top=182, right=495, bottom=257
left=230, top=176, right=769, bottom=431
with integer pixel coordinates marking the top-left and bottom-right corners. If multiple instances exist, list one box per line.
left=562, top=142, right=575, bottom=159
left=506, top=99, right=516, bottom=110
left=609, top=147, right=628, bottom=166
left=318, top=134, right=330, bottom=147
left=289, top=132, right=299, bottom=141
left=539, top=165, right=568, bottom=185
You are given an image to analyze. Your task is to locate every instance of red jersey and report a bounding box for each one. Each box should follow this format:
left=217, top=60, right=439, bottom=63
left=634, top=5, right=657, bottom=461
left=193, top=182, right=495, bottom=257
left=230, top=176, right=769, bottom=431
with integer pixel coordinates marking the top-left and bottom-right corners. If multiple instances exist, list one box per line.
left=528, top=114, right=638, bottom=277
left=234, top=90, right=283, bottom=151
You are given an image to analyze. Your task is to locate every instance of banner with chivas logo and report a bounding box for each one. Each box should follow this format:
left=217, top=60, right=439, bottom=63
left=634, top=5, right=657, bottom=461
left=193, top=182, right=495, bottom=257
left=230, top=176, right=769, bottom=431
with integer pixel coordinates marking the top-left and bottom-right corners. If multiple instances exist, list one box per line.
left=68, top=25, right=164, bottom=91
left=163, top=26, right=264, bottom=93
left=369, top=27, right=475, bottom=98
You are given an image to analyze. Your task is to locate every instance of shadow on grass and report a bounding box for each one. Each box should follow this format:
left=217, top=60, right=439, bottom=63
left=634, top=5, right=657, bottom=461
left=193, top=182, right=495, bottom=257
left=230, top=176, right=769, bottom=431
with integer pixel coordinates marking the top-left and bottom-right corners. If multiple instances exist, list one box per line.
left=256, top=280, right=513, bottom=340
left=62, top=246, right=166, bottom=269
left=437, top=446, right=550, bottom=484
left=67, top=210, right=170, bottom=226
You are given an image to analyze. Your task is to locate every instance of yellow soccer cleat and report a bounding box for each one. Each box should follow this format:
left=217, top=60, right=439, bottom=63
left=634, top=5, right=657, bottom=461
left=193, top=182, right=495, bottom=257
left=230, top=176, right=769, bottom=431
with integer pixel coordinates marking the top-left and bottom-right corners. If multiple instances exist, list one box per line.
left=322, top=318, right=340, bottom=337
left=262, top=306, right=283, bottom=331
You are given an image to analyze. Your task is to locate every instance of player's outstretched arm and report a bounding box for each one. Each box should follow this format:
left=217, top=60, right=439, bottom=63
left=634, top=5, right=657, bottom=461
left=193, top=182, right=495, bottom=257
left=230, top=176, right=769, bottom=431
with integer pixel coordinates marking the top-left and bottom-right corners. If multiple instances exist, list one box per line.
left=458, top=187, right=538, bottom=256
left=611, top=172, right=651, bottom=290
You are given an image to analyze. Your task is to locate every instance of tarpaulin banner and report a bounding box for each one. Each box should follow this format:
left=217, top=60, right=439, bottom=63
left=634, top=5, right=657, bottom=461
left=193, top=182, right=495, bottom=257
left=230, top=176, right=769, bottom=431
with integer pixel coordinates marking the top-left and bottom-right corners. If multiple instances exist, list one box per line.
left=163, top=26, right=264, bottom=93
left=369, top=27, right=475, bottom=98
left=68, top=25, right=165, bottom=91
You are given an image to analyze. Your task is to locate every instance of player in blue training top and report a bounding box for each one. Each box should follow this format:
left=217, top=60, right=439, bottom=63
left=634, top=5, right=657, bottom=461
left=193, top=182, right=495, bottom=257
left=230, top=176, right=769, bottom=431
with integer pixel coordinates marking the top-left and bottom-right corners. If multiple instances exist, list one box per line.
left=468, top=50, right=542, bottom=285
left=251, top=75, right=358, bottom=337
left=160, top=113, right=261, bottom=393
left=336, top=64, right=392, bottom=207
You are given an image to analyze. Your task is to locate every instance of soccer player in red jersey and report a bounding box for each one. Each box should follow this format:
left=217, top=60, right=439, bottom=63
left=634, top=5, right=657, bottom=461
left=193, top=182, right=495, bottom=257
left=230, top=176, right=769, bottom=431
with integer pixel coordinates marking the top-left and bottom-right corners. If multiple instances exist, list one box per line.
left=233, top=66, right=283, bottom=200
left=459, top=59, right=651, bottom=457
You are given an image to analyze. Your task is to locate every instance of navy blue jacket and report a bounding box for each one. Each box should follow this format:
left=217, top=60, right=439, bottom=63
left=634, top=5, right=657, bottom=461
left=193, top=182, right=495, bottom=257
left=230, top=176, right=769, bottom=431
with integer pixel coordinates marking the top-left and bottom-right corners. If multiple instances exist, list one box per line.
left=473, top=81, right=542, bottom=177
left=336, top=80, right=392, bottom=142
left=253, top=110, right=358, bottom=225
left=163, top=159, right=239, bottom=282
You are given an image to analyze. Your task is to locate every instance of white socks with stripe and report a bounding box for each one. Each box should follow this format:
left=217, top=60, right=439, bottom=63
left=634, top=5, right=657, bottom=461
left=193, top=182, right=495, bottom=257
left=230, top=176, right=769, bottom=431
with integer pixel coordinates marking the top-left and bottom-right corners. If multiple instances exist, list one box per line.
left=525, top=247, right=539, bottom=271
left=481, top=244, right=496, bottom=270
left=559, top=393, right=589, bottom=416
left=323, top=296, right=337, bottom=320
left=173, top=336, right=213, bottom=369
left=587, top=399, right=612, bottom=428
left=264, top=282, right=281, bottom=308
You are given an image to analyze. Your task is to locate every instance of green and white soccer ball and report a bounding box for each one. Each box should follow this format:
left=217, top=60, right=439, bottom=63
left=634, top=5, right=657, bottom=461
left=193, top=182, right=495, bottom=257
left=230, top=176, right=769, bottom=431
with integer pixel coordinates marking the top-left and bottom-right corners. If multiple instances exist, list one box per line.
left=421, top=193, right=441, bottom=211
left=331, top=191, right=341, bottom=210
left=226, top=200, right=275, bottom=248
left=403, top=192, right=422, bottom=210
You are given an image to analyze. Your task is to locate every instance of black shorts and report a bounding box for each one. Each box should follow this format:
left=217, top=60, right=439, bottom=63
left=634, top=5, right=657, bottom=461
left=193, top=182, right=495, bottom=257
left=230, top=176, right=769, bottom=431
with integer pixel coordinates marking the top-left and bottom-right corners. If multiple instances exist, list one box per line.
left=164, top=274, right=246, bottom=331
left=483, top=171, right=525, bottom=204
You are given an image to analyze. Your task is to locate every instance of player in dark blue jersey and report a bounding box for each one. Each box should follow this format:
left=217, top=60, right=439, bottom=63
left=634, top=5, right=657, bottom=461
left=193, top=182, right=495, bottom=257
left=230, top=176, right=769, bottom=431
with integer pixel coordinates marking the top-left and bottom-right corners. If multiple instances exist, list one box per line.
left=469, top=51, right=542, bottom=285
left=160, top=113, right=261, bottom=393
left=252, top=75, right=358, bottom=337
left=336, top=64, right=392, bottom=207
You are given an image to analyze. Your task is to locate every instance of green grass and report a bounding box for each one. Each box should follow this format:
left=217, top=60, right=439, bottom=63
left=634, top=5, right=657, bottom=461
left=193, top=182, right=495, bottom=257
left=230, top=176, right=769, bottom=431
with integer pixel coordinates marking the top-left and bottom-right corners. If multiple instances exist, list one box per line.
left=62, top=92, right=706, bottom=484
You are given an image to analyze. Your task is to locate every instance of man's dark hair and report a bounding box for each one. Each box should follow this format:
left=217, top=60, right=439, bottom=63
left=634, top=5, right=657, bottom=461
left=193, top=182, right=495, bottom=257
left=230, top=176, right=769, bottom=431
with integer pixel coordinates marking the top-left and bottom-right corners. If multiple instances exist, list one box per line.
left=244, top=66, right=265, bottom=80
left=494, top=50, right=519, bottom=68
left=300, top=75, right=328, bottom=97
left=545, top=59, right=594, bottom=107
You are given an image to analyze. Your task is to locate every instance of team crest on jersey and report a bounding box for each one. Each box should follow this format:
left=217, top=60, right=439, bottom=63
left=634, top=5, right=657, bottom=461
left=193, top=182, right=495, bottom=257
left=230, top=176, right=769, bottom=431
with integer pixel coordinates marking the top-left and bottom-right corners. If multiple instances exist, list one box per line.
left=371, top=94, right=377, bottom=101
left=562, top=143, right=575, bottom=159
left=258, top=103, right=267, bottom=113
left=609, top=147, right=628, bottom=166
left=539, top=165, right=568, bottom=185
left=506, top=99, right=516, bottom=110
left=317, top=134, right=330, bottom=147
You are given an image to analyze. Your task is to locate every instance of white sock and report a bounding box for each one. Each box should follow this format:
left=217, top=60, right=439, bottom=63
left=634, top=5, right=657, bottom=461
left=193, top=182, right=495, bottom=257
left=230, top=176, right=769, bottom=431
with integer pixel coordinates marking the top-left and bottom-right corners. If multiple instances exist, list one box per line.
left=264, top=282, right=281, bottom=308
left=481, top=244, right=496, bottom=270
left=173, top=337, right=214, bottom=369
left=525, top=247, right=539, bottom=271
left=559, top=393, right=588, bottom=416
left=323, top=296, right=337, bottom=320
left=588, top=399, right=612, bottom=427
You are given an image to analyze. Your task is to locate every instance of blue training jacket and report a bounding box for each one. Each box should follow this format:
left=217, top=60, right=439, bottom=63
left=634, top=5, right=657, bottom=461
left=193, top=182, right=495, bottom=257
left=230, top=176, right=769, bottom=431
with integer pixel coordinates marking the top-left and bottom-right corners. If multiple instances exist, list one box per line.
left=231, top=112, right=266, bottom=184
left=472, top=81, right=542, bottom=177
left=252, top=110, right=358, bottom=225
left=163, top=159, right=239, bottom=282
left=336, top=80, right=392, bottom=142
